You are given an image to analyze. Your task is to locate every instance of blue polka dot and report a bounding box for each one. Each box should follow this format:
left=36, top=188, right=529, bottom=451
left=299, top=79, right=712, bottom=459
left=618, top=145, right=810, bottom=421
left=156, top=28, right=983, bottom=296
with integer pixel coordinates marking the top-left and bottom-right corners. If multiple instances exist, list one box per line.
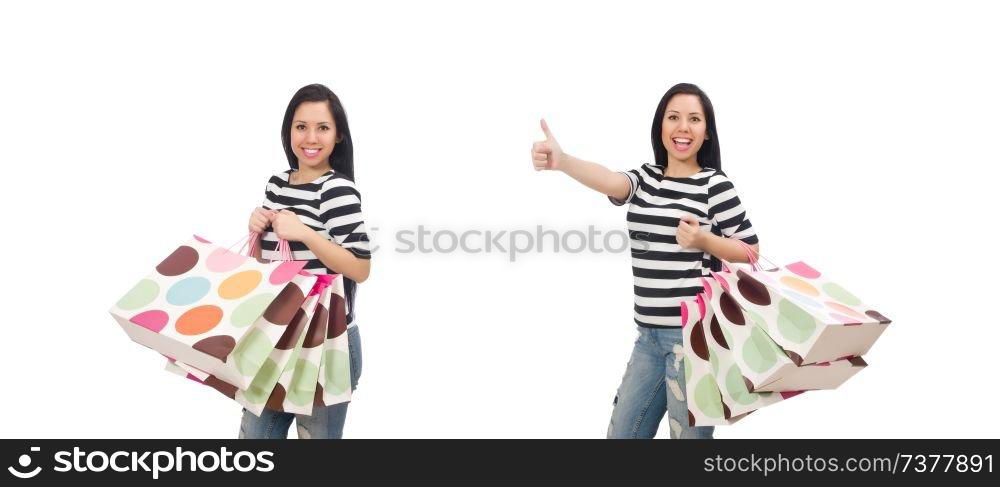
left=784, top=289, right=821, bottom=309
left=166, top=277, right=211, bottom=306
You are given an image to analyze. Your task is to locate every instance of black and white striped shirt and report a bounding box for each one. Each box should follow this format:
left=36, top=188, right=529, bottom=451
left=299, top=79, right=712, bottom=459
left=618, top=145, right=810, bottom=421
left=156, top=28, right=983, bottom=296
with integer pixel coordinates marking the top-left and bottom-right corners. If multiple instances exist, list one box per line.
left=611, top=164, right=758, bottom=328
left=261, top=170, right=371, bottom=327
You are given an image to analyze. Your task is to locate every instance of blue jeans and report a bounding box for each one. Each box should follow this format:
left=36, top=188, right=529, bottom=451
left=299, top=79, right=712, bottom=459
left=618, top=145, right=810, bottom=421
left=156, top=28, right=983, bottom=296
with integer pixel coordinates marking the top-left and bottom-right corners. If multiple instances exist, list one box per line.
left=607, top=327, right=714, bottom=439
left=239, top=326, right=362, bottom=439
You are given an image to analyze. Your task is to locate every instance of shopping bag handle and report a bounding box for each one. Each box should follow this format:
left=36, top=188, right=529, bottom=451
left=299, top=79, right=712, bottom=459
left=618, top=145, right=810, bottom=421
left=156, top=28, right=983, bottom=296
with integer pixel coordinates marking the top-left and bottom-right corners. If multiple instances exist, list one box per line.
left=717, top=240, right=779, bottom=274
left=230, top=232, right=295, bottom=261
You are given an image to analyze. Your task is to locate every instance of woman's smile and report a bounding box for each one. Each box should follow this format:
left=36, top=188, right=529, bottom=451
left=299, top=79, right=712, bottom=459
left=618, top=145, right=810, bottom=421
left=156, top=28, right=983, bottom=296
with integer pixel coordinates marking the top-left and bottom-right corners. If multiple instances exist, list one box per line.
left=671, top=137, right=693, bottom=152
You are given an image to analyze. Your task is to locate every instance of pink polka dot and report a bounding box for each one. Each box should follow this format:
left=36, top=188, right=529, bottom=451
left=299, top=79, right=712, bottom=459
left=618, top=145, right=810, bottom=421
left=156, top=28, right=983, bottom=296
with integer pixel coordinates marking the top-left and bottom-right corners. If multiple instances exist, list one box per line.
left=206, top=248, right=247, bottom=273
left=780, top=390, right=805, bottom=400
left=785, top=261, right=821, bottom=279
left=696, top=293, right=706, bottom=321
left=754, top=271, right=778, bottom=285
left=700, top=277, right=713, bottom=299
left=130, top=310, right=169, bottom=333
left=193, top=235, right=212, bottom=244
left=680, top=302, right=689, bottom=326
left=710, top=272, right=730, bottom=293
left=269, top=261, right=307, bottom=285
left=825, top=302, right=867, bottom=320
left=830, top=312, right=861, bottom=326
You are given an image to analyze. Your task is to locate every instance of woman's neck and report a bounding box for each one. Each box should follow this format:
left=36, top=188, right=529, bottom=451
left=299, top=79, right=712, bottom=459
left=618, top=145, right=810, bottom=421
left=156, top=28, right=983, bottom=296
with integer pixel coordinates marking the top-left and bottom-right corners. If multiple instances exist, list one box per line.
left=291, top=164, right=332, bottom=184
left=663, top=156, right=701, bottom=178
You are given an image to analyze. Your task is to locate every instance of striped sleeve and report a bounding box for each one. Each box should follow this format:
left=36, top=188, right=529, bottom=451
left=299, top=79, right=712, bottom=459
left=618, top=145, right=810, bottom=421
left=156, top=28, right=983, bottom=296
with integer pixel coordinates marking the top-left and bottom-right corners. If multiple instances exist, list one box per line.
left=321, top=177, right=372, bottom=259
left=608, top=168, right=642, bottom=206
left=707, top=172, right=758, bottom=244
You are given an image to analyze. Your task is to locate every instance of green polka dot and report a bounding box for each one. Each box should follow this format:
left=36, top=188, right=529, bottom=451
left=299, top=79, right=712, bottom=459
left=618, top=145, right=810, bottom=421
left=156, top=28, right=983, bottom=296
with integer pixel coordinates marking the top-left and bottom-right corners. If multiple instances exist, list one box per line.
left=823, top=282, right=862, bottom=306
left=694, top=376, right=724, bottom=419
left=742, top=326, right=779, bottom=373
left=288, top=359, right=319, bottom=406
left=721, top=326, right=735, bottom=351
left=116, top=279, right=159, bottom=310
left=683, top=356, right=693, bottom=384
left=777, top=298, right=818, bottom=344
left=233, top=329, right=273, bottom=376
left=323, top=349, right=351, bottom=395
left=709, top=348, right=720, bottom=375
left=744, top=308, right=768, bottom=329
left=725, top=365, right=756, bottom=406
left=242, top=359, right=281, bottom=404
left=230, top=293, right=276, bottom=328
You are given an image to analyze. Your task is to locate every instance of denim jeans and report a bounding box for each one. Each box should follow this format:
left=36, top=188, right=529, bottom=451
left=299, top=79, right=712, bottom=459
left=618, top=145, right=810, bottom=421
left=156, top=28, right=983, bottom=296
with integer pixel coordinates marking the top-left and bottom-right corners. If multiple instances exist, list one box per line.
left=607, top=326, right=714, bottom=439
left=239, top=325, right=362, bottom=439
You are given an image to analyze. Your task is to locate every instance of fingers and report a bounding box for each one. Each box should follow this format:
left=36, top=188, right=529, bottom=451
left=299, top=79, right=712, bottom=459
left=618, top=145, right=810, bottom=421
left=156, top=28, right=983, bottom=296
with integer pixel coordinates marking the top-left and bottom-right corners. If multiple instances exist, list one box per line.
left=540, top=118, right=554, bottom=140
left=531, top=141, right=554, bottom=171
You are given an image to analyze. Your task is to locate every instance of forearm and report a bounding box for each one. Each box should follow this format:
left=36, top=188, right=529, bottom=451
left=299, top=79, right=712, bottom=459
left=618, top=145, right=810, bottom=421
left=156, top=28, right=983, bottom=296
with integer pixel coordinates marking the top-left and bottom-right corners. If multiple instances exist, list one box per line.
left=699, top=233, right=759, bottom=264
left=560, top=154, right=630, bottom=200
left=302, top=231, right=371, bottom=283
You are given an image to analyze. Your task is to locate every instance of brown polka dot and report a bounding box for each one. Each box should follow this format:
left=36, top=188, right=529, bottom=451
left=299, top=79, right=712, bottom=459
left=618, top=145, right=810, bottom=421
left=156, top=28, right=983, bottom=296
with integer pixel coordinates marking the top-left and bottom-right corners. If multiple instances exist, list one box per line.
left=156, top=246, right=199, bottom=276
left=688, top=410, right=696, bottom=427
left=303, top=304, right=328, bottom=349
left=327, top=293, right=347, bottom=339
left=710, top=315, right=729, bottom=349
left=691, top=320, right=710, bottom=361
left=719, top=291, right=745, bottom=326
left=722, top=402, right=732, bottom=420
left=848, top=356, right=867, bottom=367
left=743, top=375, right=756, bottom=393
left=736, top=269, right=771, bottom=306
left=314, top=384, right=325, bottom=407
left=192, top=335, right=236, bottom=362
left=204, top=375, right=237, bottom=399
left=865, top=310, right=891, bottom=324
left=265, top=384, right=287, bottom=412
left=275, top=309, right=308, bottom=350
left=262, top=283, right=305, bottom=325
left=783, top=348, right=803, bottom=366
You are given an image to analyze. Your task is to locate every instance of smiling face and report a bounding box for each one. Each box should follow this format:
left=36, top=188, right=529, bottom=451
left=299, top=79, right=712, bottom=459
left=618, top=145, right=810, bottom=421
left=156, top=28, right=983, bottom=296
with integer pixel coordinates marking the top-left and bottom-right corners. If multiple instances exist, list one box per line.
left=290, top=100, right=338, bottom=171
left=661, top=93, right=708, bottom=165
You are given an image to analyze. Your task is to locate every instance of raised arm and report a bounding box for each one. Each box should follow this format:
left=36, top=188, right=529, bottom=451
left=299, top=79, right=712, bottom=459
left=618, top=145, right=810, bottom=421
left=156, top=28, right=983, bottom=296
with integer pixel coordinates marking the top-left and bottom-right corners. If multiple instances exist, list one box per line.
left=531, top=119, right=630, bottom=201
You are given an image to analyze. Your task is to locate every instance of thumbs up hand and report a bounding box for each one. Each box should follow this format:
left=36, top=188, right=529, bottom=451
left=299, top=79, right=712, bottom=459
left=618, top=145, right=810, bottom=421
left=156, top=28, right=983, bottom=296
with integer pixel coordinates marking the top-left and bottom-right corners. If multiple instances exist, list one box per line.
left=531, top=118, right=565, bottom=171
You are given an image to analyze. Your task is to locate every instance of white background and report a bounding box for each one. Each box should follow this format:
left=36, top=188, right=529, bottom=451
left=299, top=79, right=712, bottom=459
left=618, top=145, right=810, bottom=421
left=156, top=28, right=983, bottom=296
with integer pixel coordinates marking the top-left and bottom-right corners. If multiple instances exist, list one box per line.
left=2, top=0, right=998, bottom=438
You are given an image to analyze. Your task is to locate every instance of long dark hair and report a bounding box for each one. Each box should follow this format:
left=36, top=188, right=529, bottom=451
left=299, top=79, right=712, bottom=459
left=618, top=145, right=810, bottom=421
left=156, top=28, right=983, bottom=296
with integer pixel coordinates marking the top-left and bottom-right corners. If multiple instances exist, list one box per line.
left=650, top=83, right=725, bottom=272
left=281, top=84, right=355, bottom=181
left=650, top=82, right=721, bottom=171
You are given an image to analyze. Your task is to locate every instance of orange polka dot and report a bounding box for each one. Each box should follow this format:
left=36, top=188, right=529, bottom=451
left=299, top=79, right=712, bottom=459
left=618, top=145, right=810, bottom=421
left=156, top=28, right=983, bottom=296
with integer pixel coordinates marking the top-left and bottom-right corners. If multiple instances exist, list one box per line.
left=218, top=270, right=263, bottom=300
left=176, top=305, right=224, bottom=335
left=780, top=276, right=820, bottom=297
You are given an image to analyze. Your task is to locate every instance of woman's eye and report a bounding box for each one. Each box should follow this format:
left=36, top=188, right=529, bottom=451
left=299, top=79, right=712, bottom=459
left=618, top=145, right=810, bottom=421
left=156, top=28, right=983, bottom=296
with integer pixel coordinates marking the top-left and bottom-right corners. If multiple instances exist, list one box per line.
left=668, top=115, right=678, bottom=120
left=320, top=126, right=329, bottom=131
left=296, top=124, right=305, bottom=130
left=691, top=117, right=701, bottom=123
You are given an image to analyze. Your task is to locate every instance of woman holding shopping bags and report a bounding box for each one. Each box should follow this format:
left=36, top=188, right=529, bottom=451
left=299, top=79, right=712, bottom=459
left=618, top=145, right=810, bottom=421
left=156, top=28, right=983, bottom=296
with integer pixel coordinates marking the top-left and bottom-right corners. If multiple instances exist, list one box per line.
left=530, top=83, right=760, bottom=439
left=242, top=83, right=372, bottom=439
